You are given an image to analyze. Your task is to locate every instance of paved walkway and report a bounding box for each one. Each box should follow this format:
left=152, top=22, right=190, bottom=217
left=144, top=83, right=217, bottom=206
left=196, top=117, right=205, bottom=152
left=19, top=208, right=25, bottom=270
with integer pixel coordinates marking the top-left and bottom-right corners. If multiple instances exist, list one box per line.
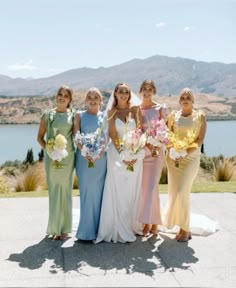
left=0, top=193, right=236, bottom=287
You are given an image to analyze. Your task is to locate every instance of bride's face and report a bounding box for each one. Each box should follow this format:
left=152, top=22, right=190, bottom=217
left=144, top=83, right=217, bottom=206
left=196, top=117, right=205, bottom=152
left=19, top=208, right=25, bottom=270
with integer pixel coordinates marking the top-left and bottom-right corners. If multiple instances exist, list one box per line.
left=115, top=85, right=130, bottom=103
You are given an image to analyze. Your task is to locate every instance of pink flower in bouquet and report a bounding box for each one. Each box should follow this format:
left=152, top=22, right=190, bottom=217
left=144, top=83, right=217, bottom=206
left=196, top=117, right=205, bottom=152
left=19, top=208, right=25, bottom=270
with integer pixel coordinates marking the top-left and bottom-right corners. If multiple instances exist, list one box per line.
left=119, top=128, right=146, bottom=171
left=146, top=119, right=169, bottom=155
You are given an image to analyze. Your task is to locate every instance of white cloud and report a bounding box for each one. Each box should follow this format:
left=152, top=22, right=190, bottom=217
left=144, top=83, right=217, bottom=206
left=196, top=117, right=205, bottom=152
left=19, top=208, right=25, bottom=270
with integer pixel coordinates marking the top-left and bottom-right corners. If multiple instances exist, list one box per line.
left=184, top=26, right=195, bottom=32
left=156, top=22, right=167, bottom=28
left=8, top=60, right=38, bottom=71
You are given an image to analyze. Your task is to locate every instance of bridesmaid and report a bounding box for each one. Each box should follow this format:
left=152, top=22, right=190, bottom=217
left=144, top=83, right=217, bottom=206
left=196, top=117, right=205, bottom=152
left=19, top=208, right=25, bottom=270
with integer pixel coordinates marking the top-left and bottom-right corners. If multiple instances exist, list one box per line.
left=73, top=87, right=107, bottom=241
left=37, top=85, right=75, bottom=240
left=163, top=87, right=207, bottom=242
left=137, top=80, right=167, bottom=236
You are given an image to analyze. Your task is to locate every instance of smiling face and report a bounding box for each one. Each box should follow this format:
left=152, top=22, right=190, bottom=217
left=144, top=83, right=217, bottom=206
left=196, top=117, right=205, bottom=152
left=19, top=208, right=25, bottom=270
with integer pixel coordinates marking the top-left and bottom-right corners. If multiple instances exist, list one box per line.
left=113, top=83, right=131, bottom=107
left=56, top=87, right=72, bottom=109
left=140, top=83, right=155, bottom=100
left=85, top=91, right=102, bottom=109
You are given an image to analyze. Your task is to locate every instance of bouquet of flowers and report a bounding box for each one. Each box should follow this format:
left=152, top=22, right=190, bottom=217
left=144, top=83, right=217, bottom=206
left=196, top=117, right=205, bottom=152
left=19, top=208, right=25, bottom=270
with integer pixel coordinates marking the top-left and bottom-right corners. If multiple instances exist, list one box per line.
left=46, top=130, right=68, bottom=168
left=74, top=115, right=107, bottom=168
left=145, top=118, right=169, bottom=156
left=118, top=128, right=146, bottom=171
left=167, top=130, right=198, bottom=167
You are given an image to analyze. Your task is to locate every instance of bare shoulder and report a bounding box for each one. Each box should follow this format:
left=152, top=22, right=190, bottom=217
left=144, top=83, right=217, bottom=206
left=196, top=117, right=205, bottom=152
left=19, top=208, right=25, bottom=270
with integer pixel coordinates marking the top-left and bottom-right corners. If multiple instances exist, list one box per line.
left=107, top=108, right=117, bottom=121
left=130, top=105, right=140, bottom=112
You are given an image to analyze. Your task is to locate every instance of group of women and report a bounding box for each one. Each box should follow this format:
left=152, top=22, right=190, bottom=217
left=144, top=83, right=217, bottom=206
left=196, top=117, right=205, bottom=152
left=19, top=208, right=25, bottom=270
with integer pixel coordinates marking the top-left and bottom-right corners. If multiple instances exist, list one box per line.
left=37, top=80, right=207, bottom=243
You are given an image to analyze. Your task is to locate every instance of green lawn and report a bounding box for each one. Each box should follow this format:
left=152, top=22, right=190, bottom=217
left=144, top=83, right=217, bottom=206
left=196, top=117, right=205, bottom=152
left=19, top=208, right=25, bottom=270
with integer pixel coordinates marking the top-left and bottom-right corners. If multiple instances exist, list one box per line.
left=0, top=181, right=235, bottom=198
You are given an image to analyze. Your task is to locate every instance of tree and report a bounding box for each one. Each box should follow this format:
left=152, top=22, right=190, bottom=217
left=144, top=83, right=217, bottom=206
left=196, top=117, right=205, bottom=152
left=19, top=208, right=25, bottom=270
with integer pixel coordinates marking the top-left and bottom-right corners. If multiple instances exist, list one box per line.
left=23, top=148, right=34, bottom=165
left=38, top=149, right=44, bottom=162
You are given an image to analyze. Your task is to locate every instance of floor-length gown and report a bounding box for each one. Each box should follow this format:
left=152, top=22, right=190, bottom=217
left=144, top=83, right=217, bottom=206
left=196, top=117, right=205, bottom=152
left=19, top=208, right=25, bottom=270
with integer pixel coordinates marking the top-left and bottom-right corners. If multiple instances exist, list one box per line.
left=138, top=105, right=165, bottom=225
left=94, top=118, right=143, bottom=243
left=43, top=109, right=75, bottom=236
left=163, top=109, right=206, bottom=232
left=75, top=111, right=107, bottom=240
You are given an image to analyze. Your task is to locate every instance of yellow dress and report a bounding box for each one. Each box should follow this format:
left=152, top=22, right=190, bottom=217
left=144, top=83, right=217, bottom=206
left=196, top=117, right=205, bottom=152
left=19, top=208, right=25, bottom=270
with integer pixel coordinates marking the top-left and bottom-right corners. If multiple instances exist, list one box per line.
left=163, top=109, right=205, bottom=232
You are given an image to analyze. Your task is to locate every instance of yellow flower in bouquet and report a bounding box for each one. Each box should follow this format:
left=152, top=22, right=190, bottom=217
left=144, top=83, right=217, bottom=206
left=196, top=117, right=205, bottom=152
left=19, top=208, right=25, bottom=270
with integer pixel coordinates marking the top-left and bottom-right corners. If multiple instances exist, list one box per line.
left=46, top=138, right=54, bottom=153
left=167, top=130, right=198, bottom=167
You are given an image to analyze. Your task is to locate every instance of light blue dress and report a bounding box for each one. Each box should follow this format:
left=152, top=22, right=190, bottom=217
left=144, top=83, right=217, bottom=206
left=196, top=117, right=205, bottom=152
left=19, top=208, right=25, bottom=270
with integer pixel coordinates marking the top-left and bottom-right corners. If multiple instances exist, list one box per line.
left=75, top=111, right=107, bottom=240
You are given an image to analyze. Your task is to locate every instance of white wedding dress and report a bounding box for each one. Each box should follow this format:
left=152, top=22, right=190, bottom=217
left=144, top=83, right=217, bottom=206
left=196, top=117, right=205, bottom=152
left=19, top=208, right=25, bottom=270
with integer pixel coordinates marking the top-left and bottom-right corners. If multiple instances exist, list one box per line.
left=94, top=118, right=143, bottom=243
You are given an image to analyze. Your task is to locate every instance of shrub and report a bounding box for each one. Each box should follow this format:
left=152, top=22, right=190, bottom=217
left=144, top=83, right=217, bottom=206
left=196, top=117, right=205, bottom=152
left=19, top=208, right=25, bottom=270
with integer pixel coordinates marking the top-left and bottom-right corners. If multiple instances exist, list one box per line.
left=0, top=171, right=9, bottom=193
left=10, top=162, right=47, bottom=192
left=212, top=156, right=236, bottom=182
left=200, top=155, right=214, bottom=171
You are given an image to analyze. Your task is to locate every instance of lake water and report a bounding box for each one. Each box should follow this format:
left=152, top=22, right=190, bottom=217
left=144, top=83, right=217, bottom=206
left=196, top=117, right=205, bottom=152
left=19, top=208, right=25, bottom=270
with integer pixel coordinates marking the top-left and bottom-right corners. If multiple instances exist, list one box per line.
left=0, top=121, right=236, bottom=165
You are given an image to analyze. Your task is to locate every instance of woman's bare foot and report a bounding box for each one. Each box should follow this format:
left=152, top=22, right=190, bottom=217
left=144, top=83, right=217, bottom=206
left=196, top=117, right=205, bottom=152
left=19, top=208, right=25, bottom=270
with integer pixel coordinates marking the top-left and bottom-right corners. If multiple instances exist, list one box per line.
left=53, top=235, right=61, bottom=240
left=150, top=224, right=158, bottom=235
left=142, top=224, right=150, bottom=236
left=175, top=229, right=184, bottom=239
left=61, top=233, right=69, bottom=240
left=177, top=231, right=192, bottom=242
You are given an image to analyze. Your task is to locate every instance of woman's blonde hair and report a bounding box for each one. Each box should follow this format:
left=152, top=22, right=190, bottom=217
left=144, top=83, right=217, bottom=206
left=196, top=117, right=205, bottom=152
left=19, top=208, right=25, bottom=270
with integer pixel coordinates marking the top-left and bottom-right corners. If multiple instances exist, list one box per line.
left=179, top=87, right=194, bottom=102
left=85, top=87, right=103, bottom=103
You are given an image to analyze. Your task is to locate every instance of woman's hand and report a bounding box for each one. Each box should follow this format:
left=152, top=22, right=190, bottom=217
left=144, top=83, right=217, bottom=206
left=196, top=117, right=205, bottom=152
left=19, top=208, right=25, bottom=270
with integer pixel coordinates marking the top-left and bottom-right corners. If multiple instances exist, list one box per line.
left=85, top=155, right=94, bottom=163
left=151, top=146, right=160, bottom=158
left=123, top=159, right=137, bottom=166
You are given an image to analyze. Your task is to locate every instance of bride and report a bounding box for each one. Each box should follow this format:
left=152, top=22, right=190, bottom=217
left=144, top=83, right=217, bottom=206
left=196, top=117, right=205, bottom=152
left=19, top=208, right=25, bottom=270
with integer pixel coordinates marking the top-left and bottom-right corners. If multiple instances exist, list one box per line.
left=94, top=83, right=144, bottom=244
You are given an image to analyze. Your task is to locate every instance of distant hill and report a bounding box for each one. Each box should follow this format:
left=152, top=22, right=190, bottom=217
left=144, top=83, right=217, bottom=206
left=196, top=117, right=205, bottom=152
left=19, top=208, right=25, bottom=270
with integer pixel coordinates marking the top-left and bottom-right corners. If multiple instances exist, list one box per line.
left=1, top=55, right=236, bottom=98
left=1, top=91, right=236, bottom=124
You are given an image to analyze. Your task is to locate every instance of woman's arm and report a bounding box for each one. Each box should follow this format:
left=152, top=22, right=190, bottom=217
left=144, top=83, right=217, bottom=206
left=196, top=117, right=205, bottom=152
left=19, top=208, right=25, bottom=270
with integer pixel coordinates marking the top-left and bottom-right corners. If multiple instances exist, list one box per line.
left=195, top=114, right=207, bottom=147
left=132, top=106, right=142, bottom=129
left=107, top=109, right=121, bottom=153
left=37, top=116, right=46, bottom=149
left=73, top=112, right=82, bottom=150
left=187, top=112, right=207, bottom=154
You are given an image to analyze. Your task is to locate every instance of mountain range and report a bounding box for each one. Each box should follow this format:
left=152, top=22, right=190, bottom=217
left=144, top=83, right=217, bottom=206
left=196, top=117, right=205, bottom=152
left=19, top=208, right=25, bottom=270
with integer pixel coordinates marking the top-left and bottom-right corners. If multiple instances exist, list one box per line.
left=1, top=55, right=236, bottom=98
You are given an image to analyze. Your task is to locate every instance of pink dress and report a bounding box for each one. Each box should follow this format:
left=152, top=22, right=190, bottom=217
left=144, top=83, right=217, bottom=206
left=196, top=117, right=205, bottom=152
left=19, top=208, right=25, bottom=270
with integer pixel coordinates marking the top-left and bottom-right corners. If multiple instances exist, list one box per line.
left=138, top=104, right=166, bottom=225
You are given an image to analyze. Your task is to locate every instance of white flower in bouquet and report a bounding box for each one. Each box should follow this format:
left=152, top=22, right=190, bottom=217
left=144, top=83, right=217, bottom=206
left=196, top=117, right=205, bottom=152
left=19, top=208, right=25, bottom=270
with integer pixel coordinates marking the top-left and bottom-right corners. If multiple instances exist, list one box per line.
left=119, top=128, right=146, bottom=171
left=74, top=115, right=107, bottom=168
left=46, top=134, right=68, bottom=167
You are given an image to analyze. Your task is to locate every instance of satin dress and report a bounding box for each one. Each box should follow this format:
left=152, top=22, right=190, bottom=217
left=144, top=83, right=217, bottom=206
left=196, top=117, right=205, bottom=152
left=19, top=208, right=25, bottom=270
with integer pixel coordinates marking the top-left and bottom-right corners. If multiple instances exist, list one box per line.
left=42, top=109, right=75, bottom=236
left=75, top=111, right=107, bottom=240
left=163, top=109, right=205, bottom=232
left=138, top=104, right=166, bottom=225
left=95, top=117, right=143, bottom=243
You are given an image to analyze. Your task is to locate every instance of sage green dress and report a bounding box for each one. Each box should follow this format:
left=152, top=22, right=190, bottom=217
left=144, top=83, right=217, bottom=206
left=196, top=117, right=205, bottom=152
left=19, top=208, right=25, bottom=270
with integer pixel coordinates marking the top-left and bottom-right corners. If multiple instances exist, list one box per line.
left=41, top=109, right=75, bottom=236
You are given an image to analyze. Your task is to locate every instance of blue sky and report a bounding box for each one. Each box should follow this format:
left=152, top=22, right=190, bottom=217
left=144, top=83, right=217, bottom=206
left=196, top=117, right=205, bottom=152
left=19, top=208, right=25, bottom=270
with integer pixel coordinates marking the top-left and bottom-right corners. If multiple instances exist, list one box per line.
left=1, top=0, right=235, bottom=79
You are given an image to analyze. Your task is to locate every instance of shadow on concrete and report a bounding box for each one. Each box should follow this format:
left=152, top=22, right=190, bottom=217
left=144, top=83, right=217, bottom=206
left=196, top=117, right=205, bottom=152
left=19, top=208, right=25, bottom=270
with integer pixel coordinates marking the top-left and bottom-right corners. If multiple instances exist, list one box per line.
left=6, top=233, right=199, bottom=277
left=6, top=237, right=65, bottom=274
left=157, top=233, right=199, bottom=271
